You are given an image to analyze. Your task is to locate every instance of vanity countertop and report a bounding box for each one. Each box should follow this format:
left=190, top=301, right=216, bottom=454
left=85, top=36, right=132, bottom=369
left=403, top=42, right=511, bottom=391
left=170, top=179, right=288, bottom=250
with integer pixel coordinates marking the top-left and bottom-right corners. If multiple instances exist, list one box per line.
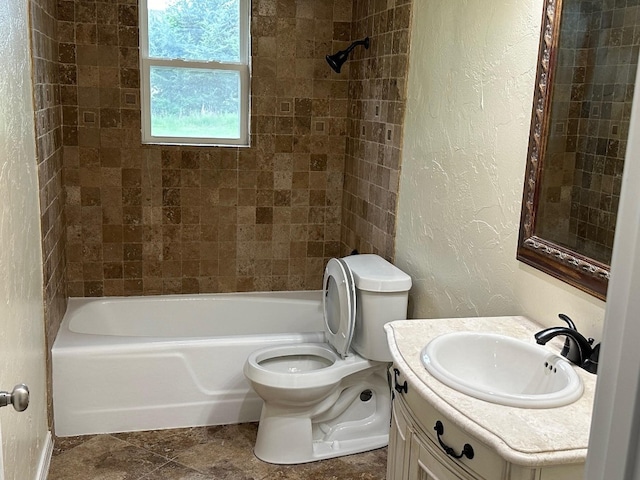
left=385, top=316, right=596, bottom=467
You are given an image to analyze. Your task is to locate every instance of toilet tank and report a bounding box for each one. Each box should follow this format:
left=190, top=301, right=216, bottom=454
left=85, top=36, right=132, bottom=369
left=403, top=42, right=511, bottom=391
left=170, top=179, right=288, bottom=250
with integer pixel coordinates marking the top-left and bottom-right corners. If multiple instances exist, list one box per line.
left=341, top=254, right=412, bottom=362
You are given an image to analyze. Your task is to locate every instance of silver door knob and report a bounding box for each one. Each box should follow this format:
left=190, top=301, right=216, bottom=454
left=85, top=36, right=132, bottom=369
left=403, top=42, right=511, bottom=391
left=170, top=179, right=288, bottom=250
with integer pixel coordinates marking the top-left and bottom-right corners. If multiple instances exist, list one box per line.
left=0, top=384, right=29, bottom=412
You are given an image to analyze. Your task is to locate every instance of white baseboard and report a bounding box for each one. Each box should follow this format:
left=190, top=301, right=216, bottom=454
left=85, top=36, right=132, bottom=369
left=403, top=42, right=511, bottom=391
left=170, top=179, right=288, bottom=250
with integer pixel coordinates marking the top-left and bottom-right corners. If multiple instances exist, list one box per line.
left=36, top=431, right=53, bottom=480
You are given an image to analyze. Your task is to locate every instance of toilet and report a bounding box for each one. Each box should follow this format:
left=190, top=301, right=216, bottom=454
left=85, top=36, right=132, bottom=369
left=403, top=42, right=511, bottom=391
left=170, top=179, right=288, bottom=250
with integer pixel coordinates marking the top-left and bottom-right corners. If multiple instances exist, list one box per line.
left=243, top=254, right=412, bottom=464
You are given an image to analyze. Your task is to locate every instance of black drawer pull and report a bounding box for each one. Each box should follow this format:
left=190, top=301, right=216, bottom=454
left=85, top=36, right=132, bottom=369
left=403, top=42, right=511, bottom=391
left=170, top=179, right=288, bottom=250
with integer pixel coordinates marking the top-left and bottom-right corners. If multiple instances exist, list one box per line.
left=393, top=368, right=408, bottom=394
left=434, top=420, right=474, bottom=460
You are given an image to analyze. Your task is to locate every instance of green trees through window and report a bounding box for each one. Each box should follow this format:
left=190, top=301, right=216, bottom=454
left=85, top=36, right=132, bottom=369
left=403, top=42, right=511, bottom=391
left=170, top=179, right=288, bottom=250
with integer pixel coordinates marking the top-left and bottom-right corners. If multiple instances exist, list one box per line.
left=148, top=0, right=240, bottom=62
left=142, top=0, right=248, bottom=144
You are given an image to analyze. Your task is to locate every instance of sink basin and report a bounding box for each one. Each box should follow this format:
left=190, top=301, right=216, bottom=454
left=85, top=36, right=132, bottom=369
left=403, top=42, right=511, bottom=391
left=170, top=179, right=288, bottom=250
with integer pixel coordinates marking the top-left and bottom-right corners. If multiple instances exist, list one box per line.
left=421, top=332, right=583, bottom=408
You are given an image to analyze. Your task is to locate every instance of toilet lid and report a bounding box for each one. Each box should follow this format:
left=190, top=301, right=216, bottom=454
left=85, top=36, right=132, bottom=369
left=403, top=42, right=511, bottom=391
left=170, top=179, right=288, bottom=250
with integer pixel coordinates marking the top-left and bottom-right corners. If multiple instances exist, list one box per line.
left=323, top=258, right=356, bottom=358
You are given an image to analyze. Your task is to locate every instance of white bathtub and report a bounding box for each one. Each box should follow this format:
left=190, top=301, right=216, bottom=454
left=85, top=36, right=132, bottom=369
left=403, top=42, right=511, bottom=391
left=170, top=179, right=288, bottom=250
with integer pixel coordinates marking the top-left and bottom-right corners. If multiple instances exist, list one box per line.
left=52, top=291, right=324, bottom=437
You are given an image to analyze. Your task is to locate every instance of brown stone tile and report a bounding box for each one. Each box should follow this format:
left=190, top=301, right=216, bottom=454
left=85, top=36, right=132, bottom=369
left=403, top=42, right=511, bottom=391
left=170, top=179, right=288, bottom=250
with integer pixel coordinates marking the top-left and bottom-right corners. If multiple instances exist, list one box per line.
left=119, top=26, right=139, bottom=47
left=48, top=435, right=169, bottom=480
left=171, top=427, right=268, bottom=478
left=138, top=461, right=209, bottom=480
left=112, top=428, right=204, bottom=460
left=76, top=24, right=97, bottom=45
left=52, top=435, right=96, bottom=457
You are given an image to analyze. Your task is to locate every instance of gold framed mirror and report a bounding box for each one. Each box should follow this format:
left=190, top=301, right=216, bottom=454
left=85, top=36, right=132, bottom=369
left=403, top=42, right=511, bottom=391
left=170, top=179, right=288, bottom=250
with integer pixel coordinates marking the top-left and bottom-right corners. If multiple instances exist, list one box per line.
left=518, top=0, right=637, bottom=300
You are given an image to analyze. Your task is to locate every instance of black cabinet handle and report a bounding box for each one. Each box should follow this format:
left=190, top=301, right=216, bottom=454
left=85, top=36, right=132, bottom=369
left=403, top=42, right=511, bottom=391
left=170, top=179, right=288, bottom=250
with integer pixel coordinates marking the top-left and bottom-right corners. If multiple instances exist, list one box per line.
left=434, top=421, right=474, bottom=460
left=393, top=368, right=407, bottom=394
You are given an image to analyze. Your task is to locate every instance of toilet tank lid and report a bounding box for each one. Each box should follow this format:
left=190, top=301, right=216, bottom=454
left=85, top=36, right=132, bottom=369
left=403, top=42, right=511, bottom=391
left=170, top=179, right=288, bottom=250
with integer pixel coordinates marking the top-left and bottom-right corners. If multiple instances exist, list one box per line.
left=341, top=254, right=412, bottom=292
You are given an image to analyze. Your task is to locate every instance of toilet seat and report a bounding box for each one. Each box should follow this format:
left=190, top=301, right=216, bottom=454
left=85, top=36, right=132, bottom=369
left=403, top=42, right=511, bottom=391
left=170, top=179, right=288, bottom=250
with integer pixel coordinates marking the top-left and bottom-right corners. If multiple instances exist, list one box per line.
left=244, top=258, right=368, bottom=394
left=245, top=343, right=373, bottom=390
left=323, top=258, right=356, bottom=358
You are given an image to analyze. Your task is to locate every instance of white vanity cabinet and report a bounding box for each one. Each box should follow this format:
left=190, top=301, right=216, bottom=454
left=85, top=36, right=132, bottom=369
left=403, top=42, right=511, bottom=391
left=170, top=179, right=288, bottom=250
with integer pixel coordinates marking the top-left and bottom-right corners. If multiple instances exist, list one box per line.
left=387, top=364, right=585, bottom=480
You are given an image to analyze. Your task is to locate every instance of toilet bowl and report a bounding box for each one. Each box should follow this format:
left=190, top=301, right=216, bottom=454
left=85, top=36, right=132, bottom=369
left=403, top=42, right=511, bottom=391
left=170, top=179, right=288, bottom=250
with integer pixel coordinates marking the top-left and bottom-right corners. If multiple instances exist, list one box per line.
left=244, top=254, right=412, bottom=464
left=245, top=343, right=375, bottom=407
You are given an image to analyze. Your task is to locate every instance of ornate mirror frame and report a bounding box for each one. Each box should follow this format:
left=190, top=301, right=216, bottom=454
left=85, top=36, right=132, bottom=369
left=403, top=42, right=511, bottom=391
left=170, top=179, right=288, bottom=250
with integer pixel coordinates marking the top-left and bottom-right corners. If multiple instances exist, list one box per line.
left=517, top=0, right=609, bottom=300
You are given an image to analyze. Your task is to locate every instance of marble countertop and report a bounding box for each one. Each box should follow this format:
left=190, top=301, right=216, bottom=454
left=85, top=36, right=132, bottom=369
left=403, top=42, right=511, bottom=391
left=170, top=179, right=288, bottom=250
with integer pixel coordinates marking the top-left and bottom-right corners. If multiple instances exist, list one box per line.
left=385, top=316, right=596, bottom=467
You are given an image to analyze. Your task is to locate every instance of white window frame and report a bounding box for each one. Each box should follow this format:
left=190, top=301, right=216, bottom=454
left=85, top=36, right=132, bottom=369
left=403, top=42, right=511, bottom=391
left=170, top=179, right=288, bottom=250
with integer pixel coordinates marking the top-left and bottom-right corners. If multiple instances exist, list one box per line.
left=139, top=0, right=250, bottom=146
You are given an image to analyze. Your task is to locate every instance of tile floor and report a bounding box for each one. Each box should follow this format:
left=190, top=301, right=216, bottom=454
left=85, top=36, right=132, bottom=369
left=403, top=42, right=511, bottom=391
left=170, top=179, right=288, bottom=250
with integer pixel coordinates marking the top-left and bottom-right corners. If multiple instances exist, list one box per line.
left=47, top=423, right=388, bottom=479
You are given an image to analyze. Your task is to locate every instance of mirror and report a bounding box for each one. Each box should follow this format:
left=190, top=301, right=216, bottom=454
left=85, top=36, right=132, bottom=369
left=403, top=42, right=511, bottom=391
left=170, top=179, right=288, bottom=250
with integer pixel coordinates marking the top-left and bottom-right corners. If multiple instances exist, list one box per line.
left=518, top=0, right=638, bottom=300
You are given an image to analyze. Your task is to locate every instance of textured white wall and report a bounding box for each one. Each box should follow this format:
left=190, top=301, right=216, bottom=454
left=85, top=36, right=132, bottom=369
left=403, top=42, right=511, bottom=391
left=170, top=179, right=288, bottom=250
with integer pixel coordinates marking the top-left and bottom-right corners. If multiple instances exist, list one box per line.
left=395, top=0, right=606, bottom=338
left=0, top=0, right=50, bottom=478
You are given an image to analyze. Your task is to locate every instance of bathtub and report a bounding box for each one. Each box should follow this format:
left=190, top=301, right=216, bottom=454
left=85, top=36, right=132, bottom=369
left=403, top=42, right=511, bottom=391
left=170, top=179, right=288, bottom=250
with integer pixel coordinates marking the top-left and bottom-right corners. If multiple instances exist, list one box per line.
left=52, top=291, right=324, bottom=437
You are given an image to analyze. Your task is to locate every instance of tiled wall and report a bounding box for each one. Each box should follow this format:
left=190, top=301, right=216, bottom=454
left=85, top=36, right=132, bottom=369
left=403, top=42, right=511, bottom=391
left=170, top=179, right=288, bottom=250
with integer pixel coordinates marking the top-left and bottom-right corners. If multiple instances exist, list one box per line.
left=55, top=0, right=415, bottom=297
left=61, top=0, right=357, bottom=296
left=538, top=0, right=637, bottom=264
left=568, top=0, right=636, bottom=263
left=29, top=0, right=67, bottom=427
left=341, top=0, right=412, bottom=260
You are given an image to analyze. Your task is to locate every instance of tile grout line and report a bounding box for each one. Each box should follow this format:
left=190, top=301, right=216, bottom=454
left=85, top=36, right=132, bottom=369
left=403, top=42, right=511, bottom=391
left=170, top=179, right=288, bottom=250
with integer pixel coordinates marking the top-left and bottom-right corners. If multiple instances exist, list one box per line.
left=106, top=433, right=190, bottom=480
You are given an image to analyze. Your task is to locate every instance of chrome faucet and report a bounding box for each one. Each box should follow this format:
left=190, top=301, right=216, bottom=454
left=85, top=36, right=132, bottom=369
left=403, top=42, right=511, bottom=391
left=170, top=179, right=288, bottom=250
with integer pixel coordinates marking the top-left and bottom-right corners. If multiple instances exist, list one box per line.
left=534, top=314, right=599, bottom=374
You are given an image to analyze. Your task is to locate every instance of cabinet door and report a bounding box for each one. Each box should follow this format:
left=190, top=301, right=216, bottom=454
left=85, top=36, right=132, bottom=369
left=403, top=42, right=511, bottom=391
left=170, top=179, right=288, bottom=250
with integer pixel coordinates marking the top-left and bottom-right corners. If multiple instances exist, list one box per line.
left=387, top=397, right=412, bottom=480
left=409, top=435, right=468, bottom=480
left=395, top=364, right=505, bottom=480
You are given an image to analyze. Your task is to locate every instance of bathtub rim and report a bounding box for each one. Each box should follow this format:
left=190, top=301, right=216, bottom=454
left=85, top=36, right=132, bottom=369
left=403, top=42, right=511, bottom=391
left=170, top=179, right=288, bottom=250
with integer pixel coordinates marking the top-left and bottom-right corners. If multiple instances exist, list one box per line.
left=53, top=290, right=324, bottom=352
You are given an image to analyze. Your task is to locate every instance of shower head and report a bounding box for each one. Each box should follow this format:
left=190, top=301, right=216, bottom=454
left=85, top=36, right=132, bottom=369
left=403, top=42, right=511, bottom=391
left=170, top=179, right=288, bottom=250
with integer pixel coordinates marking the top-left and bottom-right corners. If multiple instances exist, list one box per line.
left=326, top=37, right=370, bottom=73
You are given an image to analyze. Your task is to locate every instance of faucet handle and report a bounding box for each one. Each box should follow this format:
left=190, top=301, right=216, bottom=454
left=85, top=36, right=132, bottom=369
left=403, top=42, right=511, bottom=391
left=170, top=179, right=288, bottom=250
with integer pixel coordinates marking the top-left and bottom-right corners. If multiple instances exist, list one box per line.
left=582, top=343, right=600, bottom=374
left=557, top=315, right=593, bottom=346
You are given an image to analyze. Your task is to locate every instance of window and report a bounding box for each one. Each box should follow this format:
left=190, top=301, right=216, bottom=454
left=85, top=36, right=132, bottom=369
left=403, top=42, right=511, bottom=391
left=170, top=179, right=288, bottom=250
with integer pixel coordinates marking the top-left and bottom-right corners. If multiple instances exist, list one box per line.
left=139, top=0, right=250, bottom=146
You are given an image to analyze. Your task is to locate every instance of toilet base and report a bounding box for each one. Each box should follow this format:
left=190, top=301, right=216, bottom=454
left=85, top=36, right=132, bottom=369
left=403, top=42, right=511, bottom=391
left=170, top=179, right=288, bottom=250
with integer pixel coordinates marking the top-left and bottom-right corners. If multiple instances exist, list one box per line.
left=309, top=433, right=388, bottom=462
left=253, top=367, right=391, bottom=464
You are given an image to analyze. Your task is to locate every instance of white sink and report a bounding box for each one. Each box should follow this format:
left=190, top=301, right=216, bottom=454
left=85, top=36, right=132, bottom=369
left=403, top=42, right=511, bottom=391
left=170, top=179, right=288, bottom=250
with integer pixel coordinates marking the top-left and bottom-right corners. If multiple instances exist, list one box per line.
left=421, top=332, right=583, bottom=408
